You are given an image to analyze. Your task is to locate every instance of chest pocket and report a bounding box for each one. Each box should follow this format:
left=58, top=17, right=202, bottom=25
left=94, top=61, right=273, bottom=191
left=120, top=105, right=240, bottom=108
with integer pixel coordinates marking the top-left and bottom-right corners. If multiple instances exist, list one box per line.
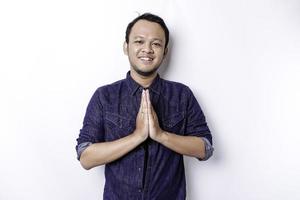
left=162, top=112, right=185, bottom=134
left=104, top=112, right=134, bottom=141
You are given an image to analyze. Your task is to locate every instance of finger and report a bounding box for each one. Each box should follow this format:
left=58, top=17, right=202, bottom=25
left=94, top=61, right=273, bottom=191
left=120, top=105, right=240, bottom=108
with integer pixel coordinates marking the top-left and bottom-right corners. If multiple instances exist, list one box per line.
left=145, top=90, right=151, bottom=113
left=146, top=91, right=158, bottom=120
left=147, top=90, right=155, bottom=119
left=142, top=90, right=148, bottom=116
left=138, top=90, right=144, bottom=114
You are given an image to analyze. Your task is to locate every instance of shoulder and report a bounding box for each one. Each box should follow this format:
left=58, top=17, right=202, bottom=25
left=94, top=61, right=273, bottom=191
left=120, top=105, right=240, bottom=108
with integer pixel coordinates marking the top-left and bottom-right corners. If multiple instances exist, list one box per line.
left=159, top=78, right=196, bottom=105
left=91, top=78, right=127, bottom=103
left=95, top=78, right=126, bottom=94
left=161, top=78, right=193, bottom=96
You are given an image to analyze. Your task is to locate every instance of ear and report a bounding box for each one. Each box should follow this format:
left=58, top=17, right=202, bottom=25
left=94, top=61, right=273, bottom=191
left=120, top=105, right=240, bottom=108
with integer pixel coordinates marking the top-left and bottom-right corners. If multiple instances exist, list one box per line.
left=163, top=47, right=168, bottom=57
left=123, top=41, right=128, bottom=55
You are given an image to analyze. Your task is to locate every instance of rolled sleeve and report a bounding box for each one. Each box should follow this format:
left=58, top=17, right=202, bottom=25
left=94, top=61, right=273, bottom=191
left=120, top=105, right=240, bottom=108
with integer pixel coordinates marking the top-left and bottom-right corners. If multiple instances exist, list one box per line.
left=76, top=142, right=92, bottom=160
left=198, top=137, right=214, bottom=161
left=75, top=88, right=105, bottom=160
left=185, top=88, right=214, bottom=160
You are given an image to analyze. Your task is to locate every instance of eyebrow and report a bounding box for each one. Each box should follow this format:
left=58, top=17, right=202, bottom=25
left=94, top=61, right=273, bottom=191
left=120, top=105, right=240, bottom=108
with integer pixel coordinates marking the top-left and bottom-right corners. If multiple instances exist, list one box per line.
left=133, top=36, right=163, bottom=42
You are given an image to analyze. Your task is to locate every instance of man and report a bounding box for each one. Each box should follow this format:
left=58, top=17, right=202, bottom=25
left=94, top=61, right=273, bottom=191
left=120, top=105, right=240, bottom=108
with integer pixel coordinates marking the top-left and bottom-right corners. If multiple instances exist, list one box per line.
left=76, top=13, right=214, bottom=200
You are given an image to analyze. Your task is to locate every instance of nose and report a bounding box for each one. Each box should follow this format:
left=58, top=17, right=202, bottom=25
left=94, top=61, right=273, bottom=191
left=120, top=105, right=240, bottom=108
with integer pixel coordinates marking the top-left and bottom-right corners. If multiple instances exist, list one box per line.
left=142, top=42, right=154, bottom=53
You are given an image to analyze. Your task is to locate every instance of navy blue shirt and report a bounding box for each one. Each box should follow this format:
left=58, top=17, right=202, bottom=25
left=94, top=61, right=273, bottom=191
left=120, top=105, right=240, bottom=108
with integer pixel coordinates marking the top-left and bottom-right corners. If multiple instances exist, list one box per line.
left=76, top=71, right=213, bottom=200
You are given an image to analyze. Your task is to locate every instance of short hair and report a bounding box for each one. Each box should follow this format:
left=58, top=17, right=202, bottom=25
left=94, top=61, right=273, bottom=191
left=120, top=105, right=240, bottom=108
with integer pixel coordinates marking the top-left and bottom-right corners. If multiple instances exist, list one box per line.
left=125, top=13, right=169, bottom=48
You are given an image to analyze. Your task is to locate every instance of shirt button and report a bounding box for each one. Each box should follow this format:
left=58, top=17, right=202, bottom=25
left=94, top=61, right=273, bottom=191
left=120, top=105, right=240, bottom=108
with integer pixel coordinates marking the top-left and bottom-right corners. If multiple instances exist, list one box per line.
left=139, top=189, right=142, bottom=192
left=138, top=167, right=141, bottom=171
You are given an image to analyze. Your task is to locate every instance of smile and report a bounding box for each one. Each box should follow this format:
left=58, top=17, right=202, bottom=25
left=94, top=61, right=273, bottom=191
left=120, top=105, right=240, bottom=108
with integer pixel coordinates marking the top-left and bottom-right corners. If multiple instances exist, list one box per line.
left=139, top=57, right=154, bottom=61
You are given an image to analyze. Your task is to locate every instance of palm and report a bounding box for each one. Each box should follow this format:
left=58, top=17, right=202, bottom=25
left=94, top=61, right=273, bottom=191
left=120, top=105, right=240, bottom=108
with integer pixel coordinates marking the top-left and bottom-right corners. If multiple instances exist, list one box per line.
left=135, top=89, right=163, bottom=141
left=135, top=90, right=149, bottom=141
left=145, top=90, right=163, bottom=140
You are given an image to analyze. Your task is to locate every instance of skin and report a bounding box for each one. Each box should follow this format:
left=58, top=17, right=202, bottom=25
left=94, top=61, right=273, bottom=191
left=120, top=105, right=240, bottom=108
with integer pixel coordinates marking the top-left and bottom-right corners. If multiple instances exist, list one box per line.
left=80, top=20, right=206, bottom=170
left=123, top=20, right=168, bottom=87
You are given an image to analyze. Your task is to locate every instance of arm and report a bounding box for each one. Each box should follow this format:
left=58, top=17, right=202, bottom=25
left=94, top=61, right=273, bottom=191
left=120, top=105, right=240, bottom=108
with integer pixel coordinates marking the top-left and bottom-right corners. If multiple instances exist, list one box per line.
left=153, top=131, right=206, bottom=159
left=79, top=90, right=149, bottom=170
left=80, top=132, right=145, bottom=170
left=145, top=90, right=213, bottom=160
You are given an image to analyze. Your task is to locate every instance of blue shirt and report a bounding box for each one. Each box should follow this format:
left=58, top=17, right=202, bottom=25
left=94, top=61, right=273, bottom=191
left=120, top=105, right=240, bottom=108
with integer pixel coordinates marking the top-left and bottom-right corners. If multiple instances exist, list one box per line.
left=76, top=71, right=213, bottom=200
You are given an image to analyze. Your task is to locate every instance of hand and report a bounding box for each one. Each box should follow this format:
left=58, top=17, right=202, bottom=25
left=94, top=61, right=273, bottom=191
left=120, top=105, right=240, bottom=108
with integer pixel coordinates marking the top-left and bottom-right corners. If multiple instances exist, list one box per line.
left=145, top=90, right=165, bottom=142
left=134, top=89, right=149, bottom=141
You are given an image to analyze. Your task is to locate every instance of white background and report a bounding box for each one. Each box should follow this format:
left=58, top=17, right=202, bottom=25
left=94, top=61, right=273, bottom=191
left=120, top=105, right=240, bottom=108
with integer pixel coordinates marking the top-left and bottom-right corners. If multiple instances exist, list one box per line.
left=1, top=0, right=300, bottom=199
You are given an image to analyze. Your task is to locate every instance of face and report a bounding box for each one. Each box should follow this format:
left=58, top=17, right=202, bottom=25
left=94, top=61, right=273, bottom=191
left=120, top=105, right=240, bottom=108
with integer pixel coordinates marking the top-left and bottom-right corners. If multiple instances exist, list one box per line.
left=124, top=20, right=168, bottom=77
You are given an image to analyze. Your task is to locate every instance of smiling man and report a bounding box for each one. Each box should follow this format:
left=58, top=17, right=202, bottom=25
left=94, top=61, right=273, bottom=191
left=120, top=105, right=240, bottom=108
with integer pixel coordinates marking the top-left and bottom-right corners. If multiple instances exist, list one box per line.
left=76, top=13, right=214, bottom=200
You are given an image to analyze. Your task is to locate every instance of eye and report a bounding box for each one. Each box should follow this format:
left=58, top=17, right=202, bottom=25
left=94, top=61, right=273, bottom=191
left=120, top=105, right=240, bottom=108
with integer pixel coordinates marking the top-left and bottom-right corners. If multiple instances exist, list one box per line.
left=152, top=42, right=162, bottom=47
left=134, top=40, right=143, bottom=44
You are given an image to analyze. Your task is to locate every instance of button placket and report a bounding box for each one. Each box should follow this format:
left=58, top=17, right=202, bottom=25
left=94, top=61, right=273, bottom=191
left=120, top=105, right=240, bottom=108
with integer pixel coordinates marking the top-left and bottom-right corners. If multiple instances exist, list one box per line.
left=136, top=148, right=145, bottom=191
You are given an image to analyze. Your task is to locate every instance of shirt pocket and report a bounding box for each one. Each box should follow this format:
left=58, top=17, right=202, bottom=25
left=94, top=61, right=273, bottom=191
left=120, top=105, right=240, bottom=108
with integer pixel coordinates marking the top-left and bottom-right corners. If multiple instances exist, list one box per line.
left=104, top=112, right=134, bottom=141
left=162, top=112, right=185, bottom=134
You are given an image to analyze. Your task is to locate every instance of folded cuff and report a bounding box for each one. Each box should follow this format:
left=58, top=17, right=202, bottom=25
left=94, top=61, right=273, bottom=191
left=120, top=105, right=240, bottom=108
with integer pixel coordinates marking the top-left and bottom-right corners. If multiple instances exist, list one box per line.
left=198, top=137, right=214, bottom=161
left=76, top=142, right=92, bottom=160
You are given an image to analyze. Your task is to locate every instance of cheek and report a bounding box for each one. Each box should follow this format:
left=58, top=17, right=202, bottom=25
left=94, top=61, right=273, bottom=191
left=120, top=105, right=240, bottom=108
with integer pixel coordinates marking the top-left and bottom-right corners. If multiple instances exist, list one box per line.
left=128, top=45, right=140, bottom=53
left=127, top=49, right=134, bottom=56
left=156, top=51, right=165, bottom=60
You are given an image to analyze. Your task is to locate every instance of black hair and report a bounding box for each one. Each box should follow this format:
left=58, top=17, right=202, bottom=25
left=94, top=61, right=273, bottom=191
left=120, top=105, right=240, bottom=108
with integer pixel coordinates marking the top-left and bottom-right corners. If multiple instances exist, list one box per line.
left=125, top=13, right=169, bottom=48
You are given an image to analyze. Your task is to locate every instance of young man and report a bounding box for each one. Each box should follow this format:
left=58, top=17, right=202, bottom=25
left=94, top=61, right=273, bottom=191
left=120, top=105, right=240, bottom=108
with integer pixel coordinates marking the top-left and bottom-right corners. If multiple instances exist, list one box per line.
left=76, top=13, right=214, bottom=200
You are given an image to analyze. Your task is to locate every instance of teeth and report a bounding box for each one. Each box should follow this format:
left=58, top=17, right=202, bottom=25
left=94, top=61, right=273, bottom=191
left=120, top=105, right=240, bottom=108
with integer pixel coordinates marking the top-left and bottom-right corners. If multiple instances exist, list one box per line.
left=140, top=57, right=153, bottom=61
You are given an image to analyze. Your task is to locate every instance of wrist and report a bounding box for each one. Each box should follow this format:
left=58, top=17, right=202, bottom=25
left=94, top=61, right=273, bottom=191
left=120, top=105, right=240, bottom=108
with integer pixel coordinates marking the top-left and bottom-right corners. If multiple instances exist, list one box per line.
left=133, top=130, right=148, bottom=143
left=154, top=130, right=168, bottom=144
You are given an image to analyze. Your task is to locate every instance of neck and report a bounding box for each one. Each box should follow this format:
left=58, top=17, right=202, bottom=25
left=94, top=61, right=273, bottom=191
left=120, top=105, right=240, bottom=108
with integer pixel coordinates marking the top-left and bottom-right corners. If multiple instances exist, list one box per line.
left=130, top=69, right=157, bottom=88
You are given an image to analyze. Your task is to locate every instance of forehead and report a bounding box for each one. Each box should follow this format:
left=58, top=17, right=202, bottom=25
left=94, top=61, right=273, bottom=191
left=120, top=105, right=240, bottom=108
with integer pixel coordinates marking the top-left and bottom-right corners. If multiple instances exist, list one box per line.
left=130, top=20, right=165, bottom=41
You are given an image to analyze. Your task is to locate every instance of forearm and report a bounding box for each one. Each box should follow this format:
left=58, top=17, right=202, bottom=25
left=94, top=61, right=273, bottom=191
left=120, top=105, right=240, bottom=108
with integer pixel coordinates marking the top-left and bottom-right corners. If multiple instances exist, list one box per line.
left=155, top=131, right=206, bottom=159
left=80, top=132, right=145, bottom=170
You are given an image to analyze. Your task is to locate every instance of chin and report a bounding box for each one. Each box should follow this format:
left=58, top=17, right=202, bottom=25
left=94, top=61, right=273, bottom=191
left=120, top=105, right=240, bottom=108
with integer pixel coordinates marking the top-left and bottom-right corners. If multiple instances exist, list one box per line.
left=134, top=66, right=159, bottom=77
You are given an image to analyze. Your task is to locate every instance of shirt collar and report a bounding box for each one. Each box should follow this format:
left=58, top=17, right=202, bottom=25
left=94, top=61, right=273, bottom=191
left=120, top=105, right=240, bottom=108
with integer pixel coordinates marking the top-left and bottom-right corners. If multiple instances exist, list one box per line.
left=126, top=71, right=162, bottom=96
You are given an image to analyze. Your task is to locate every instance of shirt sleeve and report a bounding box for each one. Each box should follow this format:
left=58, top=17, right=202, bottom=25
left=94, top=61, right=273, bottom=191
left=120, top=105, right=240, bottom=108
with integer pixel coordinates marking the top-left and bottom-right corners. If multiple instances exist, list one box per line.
left=75, top=88, right=105, bottom=160
left=198, top=137, right=214, bottom=161
left=76, top=142, right=92, bottom=160
left=185, top=87, right=214, bottom=160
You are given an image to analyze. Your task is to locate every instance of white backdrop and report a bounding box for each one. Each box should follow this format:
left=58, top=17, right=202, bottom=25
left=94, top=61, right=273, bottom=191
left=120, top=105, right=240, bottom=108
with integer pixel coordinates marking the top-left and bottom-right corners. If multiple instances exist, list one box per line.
left=1, top=0, right=300, bottom=199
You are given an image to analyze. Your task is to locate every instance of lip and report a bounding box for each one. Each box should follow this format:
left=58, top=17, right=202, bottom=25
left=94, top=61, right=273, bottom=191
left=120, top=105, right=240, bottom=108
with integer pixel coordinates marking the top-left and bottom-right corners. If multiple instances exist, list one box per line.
left=138, top=56, right=154, bottom=60
left=138, top=56, right=154, bottom=65
left=139, top=57, right=153, bottom=61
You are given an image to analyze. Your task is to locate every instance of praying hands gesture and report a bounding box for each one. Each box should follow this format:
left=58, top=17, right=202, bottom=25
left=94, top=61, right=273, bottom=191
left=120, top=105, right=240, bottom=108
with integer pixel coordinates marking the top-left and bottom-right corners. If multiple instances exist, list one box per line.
left=80, top=89, right=206, bottom=170
left=134, top=89, right=206, bottom=159
left=134, top=89, right=164, bottom=142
